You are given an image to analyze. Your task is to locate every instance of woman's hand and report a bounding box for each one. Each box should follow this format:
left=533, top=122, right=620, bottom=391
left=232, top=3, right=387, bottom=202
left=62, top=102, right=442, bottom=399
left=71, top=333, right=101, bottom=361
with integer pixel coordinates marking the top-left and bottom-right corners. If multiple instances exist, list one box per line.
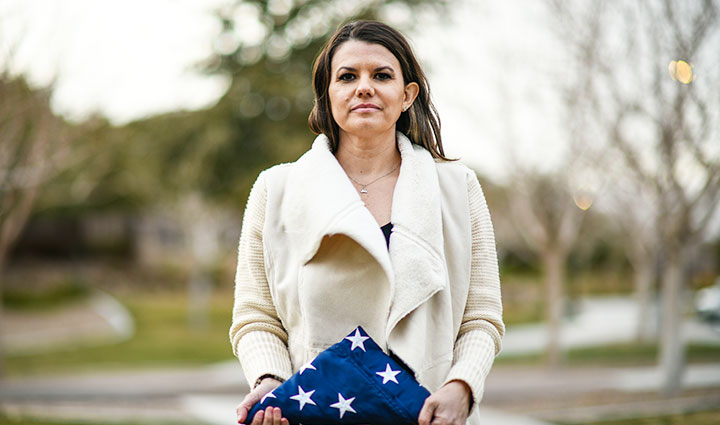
left=418, top=380, right=472, bottom=425
left=236, top=378, right=288, bottom=425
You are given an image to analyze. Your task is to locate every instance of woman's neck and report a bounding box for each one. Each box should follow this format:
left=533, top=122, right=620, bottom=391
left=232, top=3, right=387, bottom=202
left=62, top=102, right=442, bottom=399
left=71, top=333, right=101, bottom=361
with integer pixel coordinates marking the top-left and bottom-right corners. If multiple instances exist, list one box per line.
left=335, top=129, right=401, bottom=179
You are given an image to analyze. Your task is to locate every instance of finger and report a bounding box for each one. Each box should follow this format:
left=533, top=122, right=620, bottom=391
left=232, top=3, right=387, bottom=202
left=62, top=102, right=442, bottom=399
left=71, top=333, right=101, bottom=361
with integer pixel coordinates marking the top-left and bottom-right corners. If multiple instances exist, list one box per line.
left=236, top=405, right=248, bottom=423
left=239, top=388, right=266, bottom=424
left=262, top=407, right=274, bottom=425
left=280, top=418, right=289, bottom=425
left=238, top=396, right=254, bottom=412
left=244, top=391, right=261, bottom=406
left=272, top=407, right=282, bottom=425
left=251, top=409, right=264, bottom=425
left=263, top=406, right=274, bottom=425
left=418, top=399, right=436, bottom=425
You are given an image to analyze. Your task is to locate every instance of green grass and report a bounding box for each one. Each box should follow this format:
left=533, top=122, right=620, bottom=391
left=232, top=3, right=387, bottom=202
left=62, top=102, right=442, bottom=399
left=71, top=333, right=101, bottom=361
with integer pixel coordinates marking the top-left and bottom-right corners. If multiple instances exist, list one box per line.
left=5, top=290, right=236, bottom=376
left=500, top=272, right=544, bottom=326
left=3, top=278, right=90, bottom=310
left=559, top=408, right=720, bottom=425
left=499, top=268, right=636, bottom=326
left=496, top=343, right=720, bottom=366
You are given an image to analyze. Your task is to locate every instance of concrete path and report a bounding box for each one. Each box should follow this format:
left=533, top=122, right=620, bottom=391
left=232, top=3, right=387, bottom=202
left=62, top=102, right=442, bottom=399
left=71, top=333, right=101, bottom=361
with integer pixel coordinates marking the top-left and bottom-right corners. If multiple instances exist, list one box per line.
left=4, top=360, right=720, bottom=425
left=1, top=290, right=134, bottom=355
left=1, top=360, right=555, bottom=425
left=501, top=296, right=720, bottom=357
left=484, top=363, right=720, bottom=398
left=179, top=394, right=553, bottom=425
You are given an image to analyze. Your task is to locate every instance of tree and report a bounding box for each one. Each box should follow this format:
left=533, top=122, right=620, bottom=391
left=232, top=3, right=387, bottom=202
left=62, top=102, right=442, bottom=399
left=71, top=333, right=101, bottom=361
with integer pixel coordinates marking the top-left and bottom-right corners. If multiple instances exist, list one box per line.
left=97, top=1, right=452, bottom=208
left=506, top=169, right=587, bottom=367
left=548, top=0, right=720, bottom=394
left=607, top=173, right=661, bottom=342
left=0, top=72, right=69, bottom=376
left=84, top=0, right=454, bottom=327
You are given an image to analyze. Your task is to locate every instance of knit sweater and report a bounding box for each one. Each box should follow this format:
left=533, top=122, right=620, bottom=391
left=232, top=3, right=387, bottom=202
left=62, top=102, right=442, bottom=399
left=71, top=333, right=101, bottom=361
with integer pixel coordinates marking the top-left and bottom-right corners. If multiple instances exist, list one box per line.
left=230, top=134, right=504, bottom=420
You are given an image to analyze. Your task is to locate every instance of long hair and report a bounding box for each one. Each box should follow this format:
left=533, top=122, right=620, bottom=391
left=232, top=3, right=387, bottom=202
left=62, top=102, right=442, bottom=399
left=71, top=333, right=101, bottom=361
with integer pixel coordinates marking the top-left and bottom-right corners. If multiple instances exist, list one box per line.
left=308, top=20, right=448, bottom=160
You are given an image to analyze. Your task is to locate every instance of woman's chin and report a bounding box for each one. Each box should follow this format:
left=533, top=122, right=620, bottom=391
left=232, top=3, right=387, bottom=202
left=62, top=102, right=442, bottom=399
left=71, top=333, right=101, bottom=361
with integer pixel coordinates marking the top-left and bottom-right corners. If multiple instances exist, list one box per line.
left=340, top=122, right=396, bottom=138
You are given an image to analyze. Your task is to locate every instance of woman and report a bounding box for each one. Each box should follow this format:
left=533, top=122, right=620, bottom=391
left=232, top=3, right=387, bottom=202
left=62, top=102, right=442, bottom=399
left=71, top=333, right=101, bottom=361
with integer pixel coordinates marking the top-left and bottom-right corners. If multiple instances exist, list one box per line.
left=231, top=20, right=504, bottom=425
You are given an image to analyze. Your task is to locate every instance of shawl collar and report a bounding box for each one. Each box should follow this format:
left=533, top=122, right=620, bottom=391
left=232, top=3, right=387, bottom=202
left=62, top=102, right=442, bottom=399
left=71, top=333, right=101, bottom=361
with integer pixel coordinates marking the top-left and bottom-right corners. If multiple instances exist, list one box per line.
left=280, top=132, right=448, bottom=337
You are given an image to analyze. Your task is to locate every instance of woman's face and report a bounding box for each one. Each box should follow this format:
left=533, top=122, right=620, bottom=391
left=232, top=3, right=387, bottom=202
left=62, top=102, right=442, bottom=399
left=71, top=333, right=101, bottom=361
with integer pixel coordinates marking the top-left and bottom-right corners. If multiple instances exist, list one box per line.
left=328, top=40, right=418, bottom=140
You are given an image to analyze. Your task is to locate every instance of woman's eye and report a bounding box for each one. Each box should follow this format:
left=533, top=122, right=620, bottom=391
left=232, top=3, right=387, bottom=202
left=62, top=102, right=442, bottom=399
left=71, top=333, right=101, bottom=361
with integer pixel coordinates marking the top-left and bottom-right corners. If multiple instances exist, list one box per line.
left=339, top=73, right=355, bottom=81
left=376, top=72, right=392, bottom=80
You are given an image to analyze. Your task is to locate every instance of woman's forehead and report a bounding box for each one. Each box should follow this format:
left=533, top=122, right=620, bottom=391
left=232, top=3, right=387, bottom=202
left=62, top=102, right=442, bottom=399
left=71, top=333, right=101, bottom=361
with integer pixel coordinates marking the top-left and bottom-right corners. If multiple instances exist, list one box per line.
left=331, top=40, right=400, bottom=71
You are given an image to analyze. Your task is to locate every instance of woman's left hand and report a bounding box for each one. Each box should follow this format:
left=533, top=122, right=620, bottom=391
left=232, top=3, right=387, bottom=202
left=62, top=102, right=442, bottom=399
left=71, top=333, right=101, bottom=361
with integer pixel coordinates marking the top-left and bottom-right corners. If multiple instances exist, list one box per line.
left=417, top=380, right=472, bottom=425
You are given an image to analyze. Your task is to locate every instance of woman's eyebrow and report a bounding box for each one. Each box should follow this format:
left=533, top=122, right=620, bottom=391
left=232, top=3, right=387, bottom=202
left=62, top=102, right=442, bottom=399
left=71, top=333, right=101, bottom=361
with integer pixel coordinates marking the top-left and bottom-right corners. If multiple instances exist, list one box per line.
left=336, top=65, right=395, bottom=73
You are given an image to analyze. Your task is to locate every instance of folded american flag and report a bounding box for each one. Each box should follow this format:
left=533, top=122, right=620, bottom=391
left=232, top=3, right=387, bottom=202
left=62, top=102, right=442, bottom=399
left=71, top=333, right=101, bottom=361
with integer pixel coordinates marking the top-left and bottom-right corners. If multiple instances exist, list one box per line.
left=246, top=326, right=431, bottom=424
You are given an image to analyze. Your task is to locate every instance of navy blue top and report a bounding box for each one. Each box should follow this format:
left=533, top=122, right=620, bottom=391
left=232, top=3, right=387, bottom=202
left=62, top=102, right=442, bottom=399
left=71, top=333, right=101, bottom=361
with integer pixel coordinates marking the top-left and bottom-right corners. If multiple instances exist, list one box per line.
left=380, top=222, right=393, bottom=249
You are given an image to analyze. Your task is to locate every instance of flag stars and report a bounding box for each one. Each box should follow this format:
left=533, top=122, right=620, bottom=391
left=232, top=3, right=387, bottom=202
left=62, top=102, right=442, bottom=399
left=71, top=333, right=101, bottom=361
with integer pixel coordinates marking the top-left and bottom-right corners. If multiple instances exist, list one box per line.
left=329, top=393, right=357, bottom=419
left=289, top=386, right=316, bottom=411
left=345, top=328, right=370, bottom=351
left=299, top=361, right=316, bottom=375
left=260, top=390, right=276, bottom=404
left=376, top=363, right=401, bottom=384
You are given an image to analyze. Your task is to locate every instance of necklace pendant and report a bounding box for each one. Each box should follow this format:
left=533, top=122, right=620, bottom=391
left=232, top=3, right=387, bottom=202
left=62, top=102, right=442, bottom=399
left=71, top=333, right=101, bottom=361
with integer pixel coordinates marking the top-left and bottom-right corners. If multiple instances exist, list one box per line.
left=360, top=186, right=368, bottom=194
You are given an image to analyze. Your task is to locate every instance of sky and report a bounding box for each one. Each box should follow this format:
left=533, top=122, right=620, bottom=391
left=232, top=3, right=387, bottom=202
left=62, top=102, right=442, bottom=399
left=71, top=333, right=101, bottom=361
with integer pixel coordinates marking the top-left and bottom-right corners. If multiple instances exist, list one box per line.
left=0, top=0, right=564, bottom=181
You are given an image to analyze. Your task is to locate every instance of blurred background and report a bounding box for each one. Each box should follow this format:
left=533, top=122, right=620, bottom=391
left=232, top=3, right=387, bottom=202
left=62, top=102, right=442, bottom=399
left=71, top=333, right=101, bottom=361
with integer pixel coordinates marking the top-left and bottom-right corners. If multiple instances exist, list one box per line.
left=0, top=1, right=718, bottom=424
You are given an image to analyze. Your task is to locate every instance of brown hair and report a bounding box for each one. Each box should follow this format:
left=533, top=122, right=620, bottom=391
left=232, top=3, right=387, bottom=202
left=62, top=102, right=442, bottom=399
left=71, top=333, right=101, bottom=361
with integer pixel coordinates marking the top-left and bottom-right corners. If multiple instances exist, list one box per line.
left=308, top=20, right=448, bottom=160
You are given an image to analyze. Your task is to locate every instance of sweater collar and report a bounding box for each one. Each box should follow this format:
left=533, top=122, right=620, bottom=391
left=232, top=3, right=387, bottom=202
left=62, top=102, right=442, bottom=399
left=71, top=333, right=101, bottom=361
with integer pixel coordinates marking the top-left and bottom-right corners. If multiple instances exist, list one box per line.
left=281, top=132, right=447, bottom=336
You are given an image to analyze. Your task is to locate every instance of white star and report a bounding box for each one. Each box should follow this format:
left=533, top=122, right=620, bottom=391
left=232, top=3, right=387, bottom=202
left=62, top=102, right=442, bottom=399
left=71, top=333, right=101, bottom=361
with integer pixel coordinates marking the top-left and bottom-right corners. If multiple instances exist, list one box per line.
left=376, top=363, right=401, bottom=384
left=289, top=385, right=316, bottom=411
left=299, top=361, right=316, bottom=375
left=260, top=390, right=276, bottom=404
left=329, top=393, right=357, bottom=419
left=344, top=328, right=370, bottom=352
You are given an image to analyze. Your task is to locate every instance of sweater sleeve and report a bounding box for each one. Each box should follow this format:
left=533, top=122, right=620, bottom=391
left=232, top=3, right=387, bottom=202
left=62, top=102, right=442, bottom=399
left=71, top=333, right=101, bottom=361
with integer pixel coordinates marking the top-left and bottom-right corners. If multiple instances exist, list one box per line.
left=229, top=172, right=293, bottom=387
left=442, top=170, right=505, bottom=412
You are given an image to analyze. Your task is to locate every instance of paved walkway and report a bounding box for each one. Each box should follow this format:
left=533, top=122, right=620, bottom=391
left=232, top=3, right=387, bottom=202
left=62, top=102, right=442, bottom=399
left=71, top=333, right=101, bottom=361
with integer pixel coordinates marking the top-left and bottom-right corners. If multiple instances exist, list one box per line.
left=180, top=394, right=554, bottom=425
left=1, top=295, right=719, bottom=425
left=1, top=290, right=134, bottom=356
left=3, top=360, right=720, bottom=425
left=0, top=360, right=554, bottom=425
left=500, top=296, right=720, bottom=357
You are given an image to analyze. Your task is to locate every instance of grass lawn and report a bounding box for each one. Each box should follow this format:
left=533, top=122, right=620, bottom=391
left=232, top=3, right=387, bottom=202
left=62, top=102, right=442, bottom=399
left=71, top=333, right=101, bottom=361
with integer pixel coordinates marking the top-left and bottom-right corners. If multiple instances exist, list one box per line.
left=496, top=342, right=720, bottom=367
left=5, top=290, right=236, bottom=376
left=499, top=268, right=635, bottom=326
left=559, top=408, right=720, bottom=425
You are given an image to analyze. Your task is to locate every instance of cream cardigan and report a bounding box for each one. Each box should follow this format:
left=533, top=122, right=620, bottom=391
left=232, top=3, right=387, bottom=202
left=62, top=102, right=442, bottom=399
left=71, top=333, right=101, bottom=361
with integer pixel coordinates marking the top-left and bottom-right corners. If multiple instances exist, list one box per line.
left=230, top=133, right=504, bottom=422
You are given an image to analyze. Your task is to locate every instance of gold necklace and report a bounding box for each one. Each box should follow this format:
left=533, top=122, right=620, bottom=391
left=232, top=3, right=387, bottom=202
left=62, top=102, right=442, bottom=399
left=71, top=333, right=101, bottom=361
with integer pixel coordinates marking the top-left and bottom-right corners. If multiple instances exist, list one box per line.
left=347, top=162, right=400, bottom=195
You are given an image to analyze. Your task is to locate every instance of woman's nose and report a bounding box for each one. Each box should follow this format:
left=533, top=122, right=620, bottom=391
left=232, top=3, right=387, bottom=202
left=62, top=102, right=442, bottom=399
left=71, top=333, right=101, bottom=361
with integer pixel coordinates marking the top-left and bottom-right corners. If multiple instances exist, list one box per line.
left=355, top=75, right=375, bottom=97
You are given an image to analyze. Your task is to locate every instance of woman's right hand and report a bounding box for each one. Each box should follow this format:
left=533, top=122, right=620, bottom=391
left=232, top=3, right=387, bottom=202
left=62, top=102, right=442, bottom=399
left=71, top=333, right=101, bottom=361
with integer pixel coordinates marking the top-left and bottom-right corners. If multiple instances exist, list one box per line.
left=236, top=378, right=288, bottom=425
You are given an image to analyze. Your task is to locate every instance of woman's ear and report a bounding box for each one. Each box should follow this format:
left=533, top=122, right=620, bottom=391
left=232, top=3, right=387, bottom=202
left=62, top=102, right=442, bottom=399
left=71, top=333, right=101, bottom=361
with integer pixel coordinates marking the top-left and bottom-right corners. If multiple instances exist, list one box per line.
left=403, top=82, right=419, bottom=111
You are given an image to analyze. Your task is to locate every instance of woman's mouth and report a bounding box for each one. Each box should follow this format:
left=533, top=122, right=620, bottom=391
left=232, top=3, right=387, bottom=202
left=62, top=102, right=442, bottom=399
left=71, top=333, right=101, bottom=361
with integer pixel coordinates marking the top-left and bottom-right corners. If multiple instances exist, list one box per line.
left=351, top=103, right=381, bottom=112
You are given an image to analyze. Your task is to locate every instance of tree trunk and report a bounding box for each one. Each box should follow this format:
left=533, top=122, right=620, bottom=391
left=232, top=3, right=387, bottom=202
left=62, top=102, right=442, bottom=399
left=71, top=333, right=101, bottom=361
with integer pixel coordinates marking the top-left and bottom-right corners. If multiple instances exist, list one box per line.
left=184, top=195, right=219, bottom=331
left=658, top=249, right=686, bottom=396
left=542, top=248, right=565, bottom=368
left=634, top=259, right=655, bottom=342
left=0, top=257, right=5, bottom=379
left=0, top=187, right=40, bottom=380
left=188, top=268, right=211, bottom=330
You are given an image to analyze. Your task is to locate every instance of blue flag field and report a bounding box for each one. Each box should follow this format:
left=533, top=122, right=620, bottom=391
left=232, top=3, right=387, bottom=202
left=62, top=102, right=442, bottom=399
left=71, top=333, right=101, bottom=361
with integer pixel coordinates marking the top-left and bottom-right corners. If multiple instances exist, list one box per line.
left=246, top=326, right=431, bottom=424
